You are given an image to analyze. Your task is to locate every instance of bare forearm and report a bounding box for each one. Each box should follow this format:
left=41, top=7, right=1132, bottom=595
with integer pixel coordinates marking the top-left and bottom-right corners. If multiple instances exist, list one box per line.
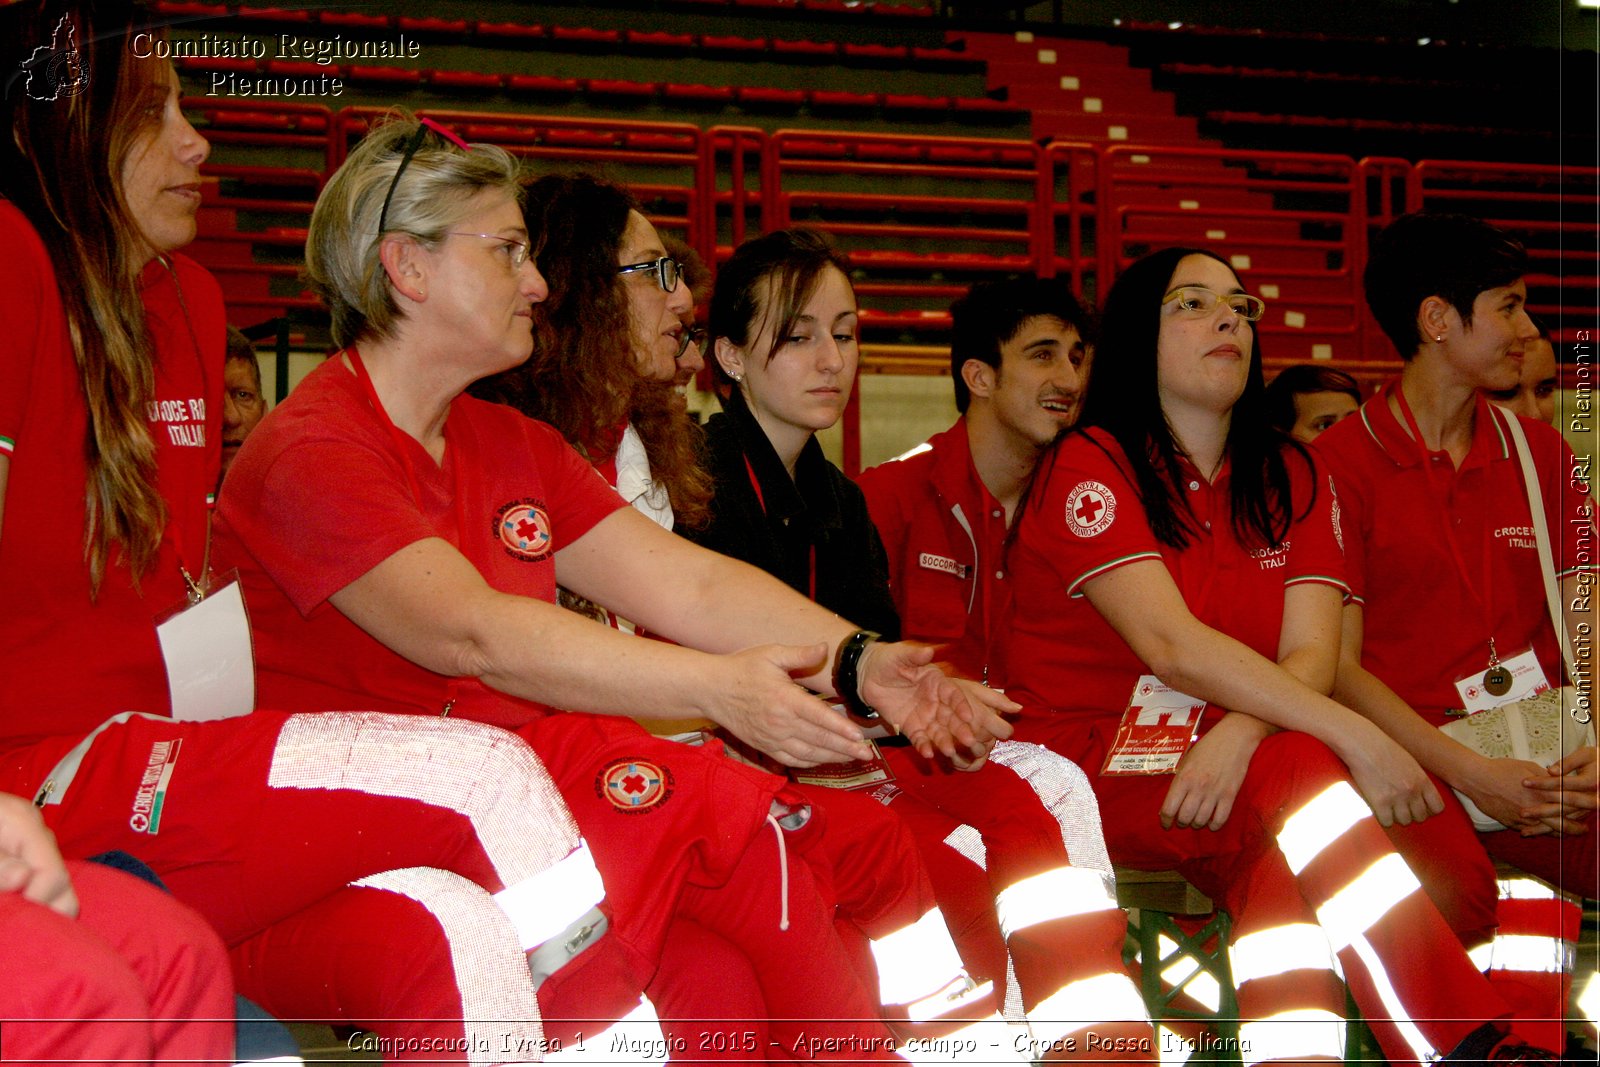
left=463, top=591, right=736, bottom=719
left=332, top=540, right=737, bottom=724
left=636, top=552, right=853, bottom=691
left=560, top=517, right=861, bottom=696
left=1152, top=622, right=1379, bottom=761
left=1278, top=646, right=1335, bottom=696
left=1332, top=660, right=1474, bottom=786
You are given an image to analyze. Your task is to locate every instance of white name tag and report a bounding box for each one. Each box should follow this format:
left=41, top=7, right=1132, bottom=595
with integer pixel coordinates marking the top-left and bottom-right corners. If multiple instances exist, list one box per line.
left=156, top=575, right=255, bottom=722
left=1101, top=674, right=1206, bottom=775
left=1453, top=647, right=1549, bottom=713
left=918, top=552, right=967, bottom=578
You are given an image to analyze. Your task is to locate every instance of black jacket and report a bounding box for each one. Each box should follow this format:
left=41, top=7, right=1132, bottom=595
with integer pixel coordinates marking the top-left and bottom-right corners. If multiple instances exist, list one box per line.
left=682, top=390, right=901, bottom=640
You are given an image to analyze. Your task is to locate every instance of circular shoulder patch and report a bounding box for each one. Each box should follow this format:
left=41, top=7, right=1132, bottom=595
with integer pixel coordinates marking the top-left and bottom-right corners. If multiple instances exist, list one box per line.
left=596, top=758, right=675, bottom=814
left=1064, top=480, right=1117, bottom=538
left=496, top=501, right=552, bottom=561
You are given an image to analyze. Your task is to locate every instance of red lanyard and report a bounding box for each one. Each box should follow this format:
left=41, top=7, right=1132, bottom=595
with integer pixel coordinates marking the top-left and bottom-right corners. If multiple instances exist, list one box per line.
left=1391, top=382, right=1501, bottom=667
left=153, top=255, right=212, bottom=604
left=167, top=522, right=205, bottom=605
left=346, top=346, right=468, bottom=536
left=743, top=453, right=816, bottom=602
left=346, top=346, right=467, bottom=713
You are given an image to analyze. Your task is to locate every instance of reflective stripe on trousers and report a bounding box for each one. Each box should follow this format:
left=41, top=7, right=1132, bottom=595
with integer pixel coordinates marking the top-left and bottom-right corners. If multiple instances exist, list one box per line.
left=351, top=868, right=545, bottom=1067
left=270, top=714, right=606, bottom=965
left=1277, top=784, right=1438, bottom=1063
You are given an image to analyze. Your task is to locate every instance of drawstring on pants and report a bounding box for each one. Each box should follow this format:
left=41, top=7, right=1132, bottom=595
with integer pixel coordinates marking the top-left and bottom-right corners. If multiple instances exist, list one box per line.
left=765, top=812, right=790, bottom=931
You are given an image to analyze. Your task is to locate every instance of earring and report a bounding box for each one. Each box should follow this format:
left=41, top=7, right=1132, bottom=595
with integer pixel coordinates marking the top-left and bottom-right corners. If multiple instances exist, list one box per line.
left=1434, top=334, right=1443, bottom=342
left=730, top=372, right=743, bottom=383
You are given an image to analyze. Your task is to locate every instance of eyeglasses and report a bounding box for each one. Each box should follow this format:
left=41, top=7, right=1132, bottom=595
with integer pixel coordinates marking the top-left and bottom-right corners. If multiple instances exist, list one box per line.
left=1161, top=286, right=1266, bottom=322
left=378, top=116, right=471, bottom=234
left=446, top=232, right=532, bottom=270
left=617, top=256, right=682, bottom=293
left=675, top=327, right=708, bottom=360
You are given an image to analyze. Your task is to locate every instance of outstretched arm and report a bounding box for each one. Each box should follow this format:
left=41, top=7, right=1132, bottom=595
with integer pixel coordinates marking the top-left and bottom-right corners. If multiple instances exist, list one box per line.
left=560, top=508, right=1014, bottom=759
left=331, top=508, right=1011, bottom=767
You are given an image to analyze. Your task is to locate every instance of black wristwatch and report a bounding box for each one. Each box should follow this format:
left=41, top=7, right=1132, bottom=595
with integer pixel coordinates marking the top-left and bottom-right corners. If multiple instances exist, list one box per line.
left=833, top=629, right=881, bottom=720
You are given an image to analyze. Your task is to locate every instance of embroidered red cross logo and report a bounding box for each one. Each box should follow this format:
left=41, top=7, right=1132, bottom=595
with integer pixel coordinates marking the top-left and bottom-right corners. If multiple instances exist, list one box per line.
left=1075, top=493, right=1105, bottom=526
left=621, top=773, right=647, bottom=794
left=516, top=517, right=541, bottom=540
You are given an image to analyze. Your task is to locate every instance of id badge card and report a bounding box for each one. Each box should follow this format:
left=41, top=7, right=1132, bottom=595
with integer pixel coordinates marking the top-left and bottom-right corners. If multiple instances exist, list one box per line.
left=792, top=740, right=895, bottom=791
left=155, top=571, right=255, bottom=722
left=1453, top=648, right=1549, bottom=713
left=1101, top=674, right=1207, bottom=776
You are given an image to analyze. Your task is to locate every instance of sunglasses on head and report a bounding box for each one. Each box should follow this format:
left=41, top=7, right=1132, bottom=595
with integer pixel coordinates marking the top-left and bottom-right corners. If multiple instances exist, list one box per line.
left=378, top=116, right=471, bottom=234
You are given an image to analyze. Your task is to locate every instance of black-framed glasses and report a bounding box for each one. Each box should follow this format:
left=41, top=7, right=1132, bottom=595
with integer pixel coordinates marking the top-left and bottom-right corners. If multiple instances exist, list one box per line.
left=445, top=232, right=532, bottom=270
left=675, top=327, right=708, bottom=361
left=378, top=116, right=471, bottom=234
left=617, top=256, right=681, bottom=293
left=1161, top=286, right=1267, bottom=323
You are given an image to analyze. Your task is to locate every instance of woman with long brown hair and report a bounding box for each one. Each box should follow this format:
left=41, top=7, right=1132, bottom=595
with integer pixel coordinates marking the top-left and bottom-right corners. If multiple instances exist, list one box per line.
left=0, top=5, right=793, bottom=1058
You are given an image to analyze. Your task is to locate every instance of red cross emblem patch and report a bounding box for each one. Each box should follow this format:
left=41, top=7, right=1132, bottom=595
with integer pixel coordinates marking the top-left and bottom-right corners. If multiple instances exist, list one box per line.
left=1065, top=480, right=1116, bottom=538
left=596, top=758, right=674, bottom=814
left=496, top=501, right=552, bottom=561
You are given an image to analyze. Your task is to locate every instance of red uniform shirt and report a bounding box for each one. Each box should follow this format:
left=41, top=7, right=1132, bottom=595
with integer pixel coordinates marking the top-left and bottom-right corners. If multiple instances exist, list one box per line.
left=1003, top=428, right=1348, bottom=721
left=857, top=419, right=1012, bottom=684
left=213, top=356, right=626, bottom=727
left=1315, top=385, right=1594, bottom=723
left=0, top=203, right=223, bottom=750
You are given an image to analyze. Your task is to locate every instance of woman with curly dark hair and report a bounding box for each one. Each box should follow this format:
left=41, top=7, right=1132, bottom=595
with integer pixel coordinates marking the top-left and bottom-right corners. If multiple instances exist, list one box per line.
left=479, top=173, right=712, bottom=533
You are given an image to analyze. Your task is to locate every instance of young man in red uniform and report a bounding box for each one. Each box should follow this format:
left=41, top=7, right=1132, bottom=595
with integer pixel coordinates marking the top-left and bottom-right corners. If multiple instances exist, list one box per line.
left=858, top=277, right=1093, bottom=687
left=1318, top=212, right=1596, bottom=1048
left=855, top=280, right=1151, bottom=1053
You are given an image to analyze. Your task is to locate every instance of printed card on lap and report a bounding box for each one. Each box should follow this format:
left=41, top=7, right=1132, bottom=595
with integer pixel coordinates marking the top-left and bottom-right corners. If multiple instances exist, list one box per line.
left=155, top=575, right=255, bottom=721
left=1101, top=674, right=1206, bottom=776
left=792, top=740, right=895, bottom=790
left=1452, top=647, right=1548, bottom=713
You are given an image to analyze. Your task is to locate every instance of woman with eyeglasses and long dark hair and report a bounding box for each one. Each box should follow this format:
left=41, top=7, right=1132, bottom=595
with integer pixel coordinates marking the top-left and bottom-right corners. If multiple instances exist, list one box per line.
left=998, top=247, right=1562, bottom=1065
left=479, top=174, right=713, bottom=542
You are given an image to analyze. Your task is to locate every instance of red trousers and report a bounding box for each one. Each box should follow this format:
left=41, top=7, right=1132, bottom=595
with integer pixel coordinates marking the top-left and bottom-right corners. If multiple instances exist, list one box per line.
left=2, top=710, right=897, bottom=1064
left=0, top=860, right=234, bottom=1064
left=877, top=741, right=1148, bottom=1039
left=1015, top=721, right=1543, bottom=1064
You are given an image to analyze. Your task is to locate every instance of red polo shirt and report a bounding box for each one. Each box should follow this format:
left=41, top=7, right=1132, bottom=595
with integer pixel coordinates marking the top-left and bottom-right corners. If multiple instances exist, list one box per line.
left=857, top=419, right=1013, bottom=684
left=0, top=203, right=224, bottom=750
left=1315, top=384, right=1594, bottom=723
left=1002, top=428, right=1348, bottom=724
left=213, top=356, right=626, bottom=727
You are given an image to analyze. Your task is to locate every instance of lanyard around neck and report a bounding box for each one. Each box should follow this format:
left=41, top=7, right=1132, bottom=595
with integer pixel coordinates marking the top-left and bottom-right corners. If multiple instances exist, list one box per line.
left=743, top=452, right=816, bottom=602
left=150, top=255, right=211, bottom=603
left=1391, top=382, right=1501, bottom=665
